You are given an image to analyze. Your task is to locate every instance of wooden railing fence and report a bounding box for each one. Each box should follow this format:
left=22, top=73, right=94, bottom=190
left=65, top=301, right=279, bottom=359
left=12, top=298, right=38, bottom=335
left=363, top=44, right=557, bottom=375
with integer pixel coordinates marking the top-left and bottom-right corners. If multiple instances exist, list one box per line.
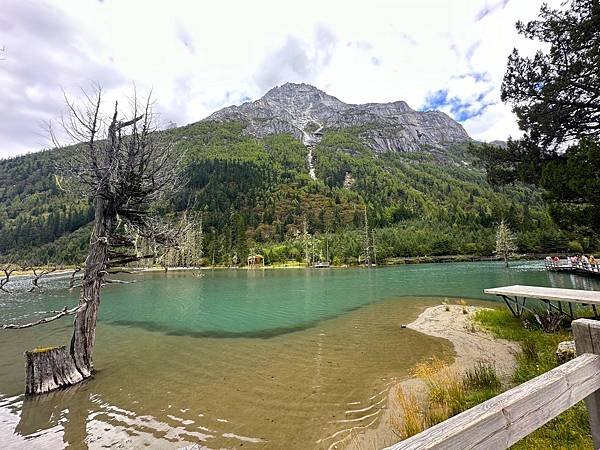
left=387, top=318, right=600, bottom=450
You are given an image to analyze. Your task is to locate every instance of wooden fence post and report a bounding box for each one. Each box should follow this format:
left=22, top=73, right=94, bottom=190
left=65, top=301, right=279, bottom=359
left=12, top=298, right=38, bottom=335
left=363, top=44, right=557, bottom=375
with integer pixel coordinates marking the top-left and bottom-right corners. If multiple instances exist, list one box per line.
left=573, top=318, right=600, bottom=449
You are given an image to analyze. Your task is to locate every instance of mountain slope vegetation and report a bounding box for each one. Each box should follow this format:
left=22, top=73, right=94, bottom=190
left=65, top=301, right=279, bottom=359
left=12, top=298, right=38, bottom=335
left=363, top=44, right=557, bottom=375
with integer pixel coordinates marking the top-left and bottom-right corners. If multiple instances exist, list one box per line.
left=0, top=119, right=566, bottom=265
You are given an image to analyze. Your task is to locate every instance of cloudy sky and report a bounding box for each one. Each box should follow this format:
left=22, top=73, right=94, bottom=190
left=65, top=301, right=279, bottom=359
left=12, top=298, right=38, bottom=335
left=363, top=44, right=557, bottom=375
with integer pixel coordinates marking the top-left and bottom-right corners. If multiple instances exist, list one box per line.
left=0, top=0, right=560, bottom=158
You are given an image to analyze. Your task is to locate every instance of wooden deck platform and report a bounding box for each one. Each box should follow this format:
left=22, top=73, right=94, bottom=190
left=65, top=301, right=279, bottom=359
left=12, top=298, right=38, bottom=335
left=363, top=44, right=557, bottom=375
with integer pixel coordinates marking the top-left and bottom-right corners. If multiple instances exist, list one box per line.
left=484, top=285, right=600, bottom=319
left=545, top=261, right=600, bottom=278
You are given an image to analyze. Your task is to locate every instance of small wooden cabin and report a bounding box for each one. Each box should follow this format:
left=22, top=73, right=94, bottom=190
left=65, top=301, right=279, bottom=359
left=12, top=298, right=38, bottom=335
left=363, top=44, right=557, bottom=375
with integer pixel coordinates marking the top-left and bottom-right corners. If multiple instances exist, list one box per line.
left=247, top=254, right=264, bottom=266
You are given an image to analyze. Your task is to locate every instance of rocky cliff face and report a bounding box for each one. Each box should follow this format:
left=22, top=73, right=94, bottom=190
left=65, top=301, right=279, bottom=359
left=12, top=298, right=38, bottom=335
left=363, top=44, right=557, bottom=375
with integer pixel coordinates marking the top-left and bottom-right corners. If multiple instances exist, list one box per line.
left=205, top=83, right=470, bottom=154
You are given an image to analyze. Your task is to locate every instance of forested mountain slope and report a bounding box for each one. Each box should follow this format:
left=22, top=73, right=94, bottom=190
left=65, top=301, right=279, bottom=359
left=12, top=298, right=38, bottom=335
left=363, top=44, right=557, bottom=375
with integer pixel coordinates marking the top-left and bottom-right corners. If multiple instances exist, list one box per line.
left=0, top=85, right=567, bottom=265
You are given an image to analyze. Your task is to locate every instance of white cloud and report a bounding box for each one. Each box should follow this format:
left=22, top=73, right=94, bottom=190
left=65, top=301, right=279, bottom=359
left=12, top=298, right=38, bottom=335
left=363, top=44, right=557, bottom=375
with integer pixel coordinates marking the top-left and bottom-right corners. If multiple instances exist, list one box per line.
left=0, top=0, right=565, bottom=158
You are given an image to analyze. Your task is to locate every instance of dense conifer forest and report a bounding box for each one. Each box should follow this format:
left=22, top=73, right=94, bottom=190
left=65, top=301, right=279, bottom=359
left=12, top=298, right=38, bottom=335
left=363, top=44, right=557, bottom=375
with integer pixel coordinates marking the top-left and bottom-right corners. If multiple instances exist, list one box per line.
left=0, top=121, right=574, bottom=266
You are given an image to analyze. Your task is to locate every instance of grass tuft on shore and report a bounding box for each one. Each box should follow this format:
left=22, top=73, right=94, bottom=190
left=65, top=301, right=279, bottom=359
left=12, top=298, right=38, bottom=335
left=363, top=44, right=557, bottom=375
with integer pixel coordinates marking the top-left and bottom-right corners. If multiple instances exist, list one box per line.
left=393, top=387, right=427, bottom=439
left=463, top=360, right=501, bottom=391
left=394, top=357, right=502, bottom=439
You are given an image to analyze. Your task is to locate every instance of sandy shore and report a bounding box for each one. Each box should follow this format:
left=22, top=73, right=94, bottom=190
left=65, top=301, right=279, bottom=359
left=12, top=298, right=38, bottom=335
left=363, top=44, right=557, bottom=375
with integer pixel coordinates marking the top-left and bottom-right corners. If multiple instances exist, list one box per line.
left=347, top=304, right=520, bottom=450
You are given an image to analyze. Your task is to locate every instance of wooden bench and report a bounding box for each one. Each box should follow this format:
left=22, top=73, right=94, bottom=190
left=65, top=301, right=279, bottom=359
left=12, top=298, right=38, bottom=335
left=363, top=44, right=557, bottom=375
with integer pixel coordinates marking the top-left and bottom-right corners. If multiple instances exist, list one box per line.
left=484, top=285, right=600, bottom=320
left=386, top=318, right=600, bottom=449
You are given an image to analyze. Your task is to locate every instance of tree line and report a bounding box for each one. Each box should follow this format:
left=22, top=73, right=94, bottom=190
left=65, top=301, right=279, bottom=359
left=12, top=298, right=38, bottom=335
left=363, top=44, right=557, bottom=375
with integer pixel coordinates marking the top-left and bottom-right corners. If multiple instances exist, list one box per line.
left=0, top=121, right=576, bottom=266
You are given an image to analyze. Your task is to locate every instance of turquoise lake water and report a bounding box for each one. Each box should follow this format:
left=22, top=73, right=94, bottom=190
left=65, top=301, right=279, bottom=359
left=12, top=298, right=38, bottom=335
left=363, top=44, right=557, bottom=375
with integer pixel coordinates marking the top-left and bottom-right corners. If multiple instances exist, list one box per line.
left=4, top=260, right=596, bottom=338
left=0, top=261, right=598, bottom=449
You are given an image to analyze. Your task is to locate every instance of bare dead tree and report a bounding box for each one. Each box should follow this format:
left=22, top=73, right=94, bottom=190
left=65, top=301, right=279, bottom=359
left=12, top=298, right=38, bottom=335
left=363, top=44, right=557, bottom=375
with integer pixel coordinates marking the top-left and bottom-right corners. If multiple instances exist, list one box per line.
left=2, top=85, right=185, bottom=395
left=28, top=266, right=57, bottom=292
left=0, top=265, right=17, bottom=294
left=152, top=211, right=196, bottom=272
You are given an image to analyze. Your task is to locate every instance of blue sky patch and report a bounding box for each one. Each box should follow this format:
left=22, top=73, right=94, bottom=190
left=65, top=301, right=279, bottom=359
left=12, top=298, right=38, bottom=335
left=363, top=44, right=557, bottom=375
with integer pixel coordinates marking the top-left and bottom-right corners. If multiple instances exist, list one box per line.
left=420, top=88, right=495, bottom=122
left=453, top=71, right=491, bottom=83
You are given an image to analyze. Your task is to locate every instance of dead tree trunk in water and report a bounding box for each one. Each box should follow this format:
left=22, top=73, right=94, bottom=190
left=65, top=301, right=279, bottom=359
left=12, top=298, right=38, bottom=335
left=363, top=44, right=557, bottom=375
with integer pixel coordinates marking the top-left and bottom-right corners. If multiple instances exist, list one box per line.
left=15, top=86, right=184, bottom=394
left=25, top=157, right=117, bottom=390
left=25, top=347, right=83, bottom=395
left=70, top=196, right=114, bottom=377
left=28, top=266, right=57, bottom=292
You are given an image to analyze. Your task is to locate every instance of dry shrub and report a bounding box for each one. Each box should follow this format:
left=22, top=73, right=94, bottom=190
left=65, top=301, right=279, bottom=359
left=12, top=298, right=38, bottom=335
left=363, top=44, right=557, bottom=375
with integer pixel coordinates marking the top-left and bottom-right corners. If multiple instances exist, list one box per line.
left=442, top=298, right=450, bottom=311
left=538, top=310, right=565, bottom=333
left=412, top=358, right=466, bottom=421
left=393, top=386, right=427, bottom=439
left=393, top=359, right=471, bottom=441
left=348, top=429, right=380, bottom=450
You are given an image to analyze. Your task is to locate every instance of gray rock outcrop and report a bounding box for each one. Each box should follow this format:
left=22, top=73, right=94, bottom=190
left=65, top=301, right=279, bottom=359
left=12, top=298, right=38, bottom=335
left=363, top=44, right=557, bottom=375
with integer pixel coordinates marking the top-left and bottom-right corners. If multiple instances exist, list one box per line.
left=205, top=83, right=470, bottom=154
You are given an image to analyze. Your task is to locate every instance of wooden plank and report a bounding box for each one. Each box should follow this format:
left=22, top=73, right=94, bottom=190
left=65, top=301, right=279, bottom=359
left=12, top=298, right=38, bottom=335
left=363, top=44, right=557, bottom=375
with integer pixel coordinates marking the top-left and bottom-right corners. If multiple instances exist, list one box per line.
left=386, top=353, right=600, bottom=450
left=573, top=319, right=600, bottom=449
left=484, top=285, right=600, bottom=305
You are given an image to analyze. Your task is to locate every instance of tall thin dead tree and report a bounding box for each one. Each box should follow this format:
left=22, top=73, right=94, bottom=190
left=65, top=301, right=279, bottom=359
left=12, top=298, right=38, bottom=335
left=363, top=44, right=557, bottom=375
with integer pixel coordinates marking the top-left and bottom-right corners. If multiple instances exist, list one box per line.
left=363, top=205, right=371, bottom=266
left=303, top=218, right=311, bottom=266
left=495, top=219, right=518, bottom=268
left=3, top=86, right=184, bottom=395
left=173, top=212, right=203, bottom=268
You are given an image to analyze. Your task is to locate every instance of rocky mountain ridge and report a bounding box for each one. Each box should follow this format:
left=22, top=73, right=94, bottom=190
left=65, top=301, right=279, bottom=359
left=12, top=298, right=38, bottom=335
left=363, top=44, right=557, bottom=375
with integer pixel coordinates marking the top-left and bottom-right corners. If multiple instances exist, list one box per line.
left=205, top=83, right=470, bottom=154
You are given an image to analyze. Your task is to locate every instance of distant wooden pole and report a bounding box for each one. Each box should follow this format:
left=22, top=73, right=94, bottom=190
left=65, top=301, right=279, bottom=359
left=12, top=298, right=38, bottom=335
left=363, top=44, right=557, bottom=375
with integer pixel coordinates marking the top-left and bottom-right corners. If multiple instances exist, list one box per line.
left=363, top=205, right=370, bottom=266
left=573, top=318, right=600, bottom=449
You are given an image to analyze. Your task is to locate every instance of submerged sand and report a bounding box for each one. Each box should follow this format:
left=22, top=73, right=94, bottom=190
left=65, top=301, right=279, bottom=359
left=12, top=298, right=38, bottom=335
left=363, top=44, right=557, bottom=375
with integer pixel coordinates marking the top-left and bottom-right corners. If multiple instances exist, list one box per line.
left=1, top=300, right=516, bottom=450
left=0, top=298, right=455, bottom=449
left=348, top=305, right=520, bottom=450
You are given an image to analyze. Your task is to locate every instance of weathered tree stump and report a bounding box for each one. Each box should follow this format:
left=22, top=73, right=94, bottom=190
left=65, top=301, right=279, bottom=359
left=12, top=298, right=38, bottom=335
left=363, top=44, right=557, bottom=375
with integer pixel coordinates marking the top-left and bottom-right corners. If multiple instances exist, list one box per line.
left=25, top=346, right=85, bottom=395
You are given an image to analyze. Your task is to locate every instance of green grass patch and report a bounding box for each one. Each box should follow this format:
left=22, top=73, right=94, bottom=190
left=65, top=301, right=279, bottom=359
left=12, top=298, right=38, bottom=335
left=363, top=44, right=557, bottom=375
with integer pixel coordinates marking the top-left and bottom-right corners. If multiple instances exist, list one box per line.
left=473, top=308, right=593, bottom=449
left=464, top=360, right=501, bottom=390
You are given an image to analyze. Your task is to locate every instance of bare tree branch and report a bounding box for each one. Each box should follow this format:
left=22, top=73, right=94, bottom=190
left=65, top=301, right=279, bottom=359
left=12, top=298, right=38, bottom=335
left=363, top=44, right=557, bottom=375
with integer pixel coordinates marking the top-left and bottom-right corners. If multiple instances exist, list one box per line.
left=1, top=304, right=85, bottom=330
left=68, top=266, right=82, bottom=291
left=28, top=266, right=58, bottom=292
left=103, top=279, right=135, bottom=284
